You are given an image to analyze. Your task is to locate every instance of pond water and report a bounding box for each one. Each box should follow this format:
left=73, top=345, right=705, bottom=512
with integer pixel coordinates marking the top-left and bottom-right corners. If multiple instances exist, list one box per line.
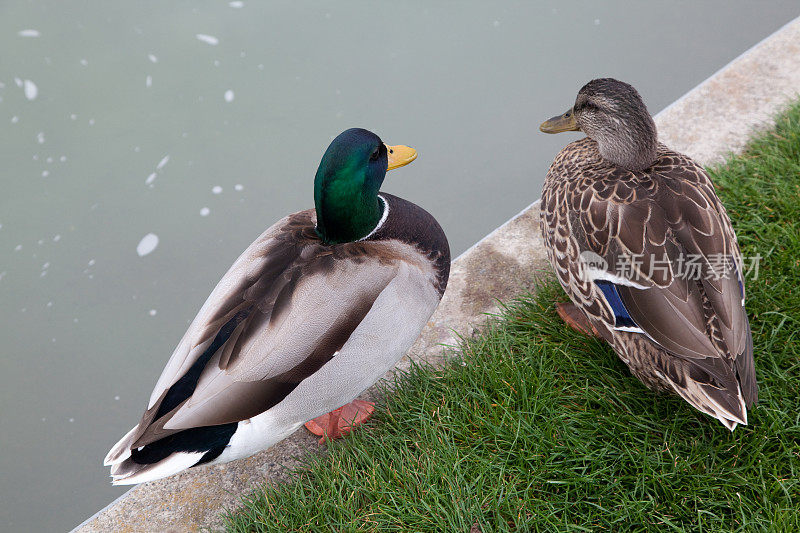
left=1, top=1, right=797, bottom=530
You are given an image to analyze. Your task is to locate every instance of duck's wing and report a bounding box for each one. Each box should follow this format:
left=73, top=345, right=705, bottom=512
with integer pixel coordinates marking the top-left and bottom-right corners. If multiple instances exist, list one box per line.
left=566, top=153, right=756, bottom=419
left=105, top=210, right=410, bottom=465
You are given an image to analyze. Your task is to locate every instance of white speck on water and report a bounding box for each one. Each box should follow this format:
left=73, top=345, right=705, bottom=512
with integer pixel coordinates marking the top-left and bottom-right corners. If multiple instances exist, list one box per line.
left=80, top=58, right=88, bottom=66
left=149, top=309, right=157, bottom=316
left=41, top=417, right=46, bottom=422
left=257, top=64, right=264, bottom=70
left=196, top=33, right=219, bottom=46
left=229, top=1, right=244, bottom=7
left=36, top=131, right=45, bottom=144
left=114, top=395, right=120, bottom=401
left=46, top=156, right=53, bottom=163
left=46, top=301, right=53, bottom=308
left=88, top=118, right=95, bottom=126
left=11, top=116, right=19, bottom=124
left=145, top=172, right=157, bottom=185
left=134, top=146, right=141, bottom=152
left=136, top=233, right=159, bottom=256
left=199, top=207, right=210, bottom=217
left=212, top=185, right=222, bottom=194
left=37, top=239, right=44, bottom=245
left=156, top=155, right=170, bottom=170
left=88, top=259, right=95, bottom=266
left=42, top=262, right=50, bottom=270
left=41, top=170, right=50, bottom=177
left=40, top=270, right=47, bottom=277
left=213, top=60, right=220, bottom=67
left=224, top=89, right=234, bottom=102
left=148, top=53, right=158, bottom=63
left=59, top=155, right=66, bottom=162
left=53, top=234, right=61, bottom=242
left=594, top=18, right=600, bottom=25
left=324, top=13, right=332, bottom=19
left=145, top=75, right=152, bottom=88
left=70, top=113, right=77, bottom=120
left=68, top=418, right=74, bottom=423
left=239, top=51, right=245, bottom=58
left=73, top=317, right=79, bottom=323
left=15, top=244, right=22, bottom=251
left=14, top=77, right=23, bottom=87
left=234, top=184, right=243, bottom=191
left=493, top=20, right=500, bottom=27
left=18, top=29, right=41, bottom=37
left=33, top=154, right=39, bottom=160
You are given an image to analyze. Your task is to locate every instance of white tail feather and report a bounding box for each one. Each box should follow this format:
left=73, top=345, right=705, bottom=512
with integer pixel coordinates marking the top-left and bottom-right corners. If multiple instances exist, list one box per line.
left=111, top=452, right=204, bottom=485
left=103, top=425, right=138, bottom=466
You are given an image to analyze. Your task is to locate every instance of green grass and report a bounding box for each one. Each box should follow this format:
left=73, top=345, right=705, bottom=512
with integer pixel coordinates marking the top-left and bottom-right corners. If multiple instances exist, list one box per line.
left=224, top=103, right=800, bottom=532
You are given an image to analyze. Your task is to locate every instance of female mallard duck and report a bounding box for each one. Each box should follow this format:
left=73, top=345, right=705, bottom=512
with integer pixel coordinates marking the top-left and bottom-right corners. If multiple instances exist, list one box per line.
left=104, top=128, right=450, bottom=484
left=539, top=78, right=757, bottom=430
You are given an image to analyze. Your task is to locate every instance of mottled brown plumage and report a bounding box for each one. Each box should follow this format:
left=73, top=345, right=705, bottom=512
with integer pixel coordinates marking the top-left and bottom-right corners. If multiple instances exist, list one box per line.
left=540, top=79, right=757, bottom=430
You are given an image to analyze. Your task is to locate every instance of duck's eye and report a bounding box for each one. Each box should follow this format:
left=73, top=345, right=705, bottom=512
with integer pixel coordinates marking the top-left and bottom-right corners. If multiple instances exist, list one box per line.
left=564, top=111, right=571, bottom=117
left=369, top=148, right=381, bottom=161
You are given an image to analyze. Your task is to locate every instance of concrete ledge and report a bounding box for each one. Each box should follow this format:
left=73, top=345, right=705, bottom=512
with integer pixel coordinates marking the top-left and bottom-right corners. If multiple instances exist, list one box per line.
left=75, top=16, right=800, bottom=533
left=656, top=17, right=800, bottom=165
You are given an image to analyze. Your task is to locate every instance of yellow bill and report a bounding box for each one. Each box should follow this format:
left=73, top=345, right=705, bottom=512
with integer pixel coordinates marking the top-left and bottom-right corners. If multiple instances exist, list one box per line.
left=385, top=144, right=417, bottom=170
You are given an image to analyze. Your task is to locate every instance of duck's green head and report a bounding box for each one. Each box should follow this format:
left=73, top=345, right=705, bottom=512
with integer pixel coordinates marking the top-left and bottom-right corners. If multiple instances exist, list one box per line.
left=314, top=128, right=416, bottom=244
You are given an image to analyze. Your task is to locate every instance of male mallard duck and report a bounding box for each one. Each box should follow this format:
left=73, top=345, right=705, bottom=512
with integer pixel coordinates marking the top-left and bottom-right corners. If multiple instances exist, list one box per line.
left=539, top=78, right=757, bottom=430
left=104, top=128, right=450, bottom=484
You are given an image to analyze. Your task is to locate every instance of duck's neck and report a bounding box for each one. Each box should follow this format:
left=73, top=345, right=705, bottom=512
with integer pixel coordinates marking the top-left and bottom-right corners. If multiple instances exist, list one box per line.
left=315, top=192, right=385, bottom=244
left=595, top=115, right=658, bottom=171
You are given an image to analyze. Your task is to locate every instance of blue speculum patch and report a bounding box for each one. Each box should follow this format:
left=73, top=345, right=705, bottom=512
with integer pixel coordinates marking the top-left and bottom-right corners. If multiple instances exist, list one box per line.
left=595, top=280, right=638, bottom=329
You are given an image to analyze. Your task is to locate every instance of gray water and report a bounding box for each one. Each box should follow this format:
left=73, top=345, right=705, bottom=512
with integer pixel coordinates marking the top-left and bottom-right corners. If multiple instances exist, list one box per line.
left=1, top=1, right=797, bottom=530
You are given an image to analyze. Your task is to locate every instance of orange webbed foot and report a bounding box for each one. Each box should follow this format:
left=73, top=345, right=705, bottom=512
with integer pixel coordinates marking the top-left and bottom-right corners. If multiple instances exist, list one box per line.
left=556, top=302, right=602, bottom=338
left=304, top=399, right=375, bottom=444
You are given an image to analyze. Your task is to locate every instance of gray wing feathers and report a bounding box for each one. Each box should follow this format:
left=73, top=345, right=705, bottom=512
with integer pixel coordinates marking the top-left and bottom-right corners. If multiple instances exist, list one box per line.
left=147, top=214, right=301, bottom=408
left=262, top=262, right=442, bottom=426
left=162, top=260, right=398, bottom=431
